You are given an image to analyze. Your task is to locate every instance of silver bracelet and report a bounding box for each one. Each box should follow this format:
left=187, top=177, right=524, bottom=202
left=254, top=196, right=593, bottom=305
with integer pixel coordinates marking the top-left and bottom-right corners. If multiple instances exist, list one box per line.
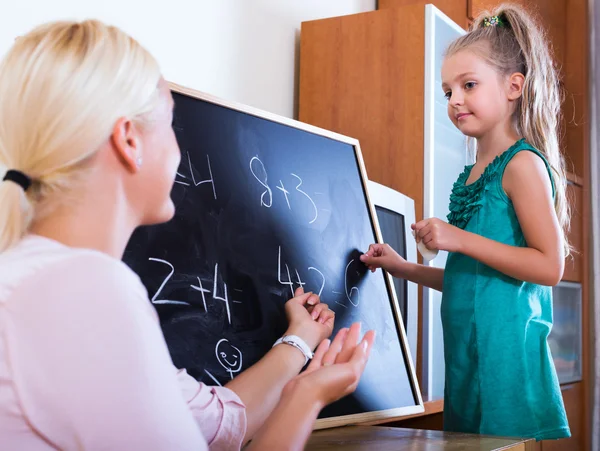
left=272, top=334, right=314, bottom=366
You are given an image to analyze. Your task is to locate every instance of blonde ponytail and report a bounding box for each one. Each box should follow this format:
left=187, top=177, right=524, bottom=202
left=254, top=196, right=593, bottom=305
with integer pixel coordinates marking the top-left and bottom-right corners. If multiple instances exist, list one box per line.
left=445, top=3, right=571, bottom=255
left=0, top=178, right=34, bottom=252
left=0, top=20, right=162, bottom=252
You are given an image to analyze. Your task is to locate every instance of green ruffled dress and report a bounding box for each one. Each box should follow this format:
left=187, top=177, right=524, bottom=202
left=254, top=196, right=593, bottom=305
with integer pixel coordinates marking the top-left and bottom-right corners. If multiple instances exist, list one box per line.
left=441, top=139, right=570, bottom=440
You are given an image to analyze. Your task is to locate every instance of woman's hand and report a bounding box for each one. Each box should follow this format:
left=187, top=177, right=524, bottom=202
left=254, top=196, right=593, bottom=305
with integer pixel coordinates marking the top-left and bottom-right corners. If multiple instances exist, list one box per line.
left=284, top=287, right=335, bottom=351
left=245, top=324, right=375, bottom=451
left=360, top=243, right=407, bottom=276
left=284, top=323, right=375, bottom=408
left=413, top=218, right=465, bottom=253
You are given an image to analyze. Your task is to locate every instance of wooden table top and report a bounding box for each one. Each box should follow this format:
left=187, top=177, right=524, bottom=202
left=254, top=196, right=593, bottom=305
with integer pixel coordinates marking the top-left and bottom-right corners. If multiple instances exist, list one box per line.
left=307, top=426, right=537, bottom=451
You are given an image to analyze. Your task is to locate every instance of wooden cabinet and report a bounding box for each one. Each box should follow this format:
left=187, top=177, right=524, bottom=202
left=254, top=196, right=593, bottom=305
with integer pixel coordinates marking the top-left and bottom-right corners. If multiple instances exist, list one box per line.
left=563, top=0, right=589, bottom=179
left=563, top=182, right=583, bottom=282
left=379, top=0, right=471, bottom=28
left=549, top=180, right=586, bottom=451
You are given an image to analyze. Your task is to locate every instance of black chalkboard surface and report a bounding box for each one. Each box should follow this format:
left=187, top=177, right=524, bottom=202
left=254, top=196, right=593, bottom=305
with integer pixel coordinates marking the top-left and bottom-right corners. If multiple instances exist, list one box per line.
left=123, top=84, right=423, bottom=428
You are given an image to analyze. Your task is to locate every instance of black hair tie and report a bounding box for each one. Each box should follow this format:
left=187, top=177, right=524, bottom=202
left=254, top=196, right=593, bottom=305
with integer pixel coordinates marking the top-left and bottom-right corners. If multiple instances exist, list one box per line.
left=3, top=169, right=32, bottom=191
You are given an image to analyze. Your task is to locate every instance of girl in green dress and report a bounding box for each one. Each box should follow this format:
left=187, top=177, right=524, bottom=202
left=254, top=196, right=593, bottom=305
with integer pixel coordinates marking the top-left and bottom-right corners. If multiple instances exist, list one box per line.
left=361, top=3, right=570, bottom=441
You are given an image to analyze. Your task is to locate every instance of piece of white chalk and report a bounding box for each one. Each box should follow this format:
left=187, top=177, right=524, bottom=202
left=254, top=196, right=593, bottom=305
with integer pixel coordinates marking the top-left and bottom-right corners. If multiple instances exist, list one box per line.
left=412, top=230, right=439, bottom=261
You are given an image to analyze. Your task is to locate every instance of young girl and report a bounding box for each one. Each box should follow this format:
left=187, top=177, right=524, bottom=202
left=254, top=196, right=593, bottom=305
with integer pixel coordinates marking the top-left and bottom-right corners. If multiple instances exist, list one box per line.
left=361, top=3, right=570, bottom=441
left=0, top=20, right=375, bottom=450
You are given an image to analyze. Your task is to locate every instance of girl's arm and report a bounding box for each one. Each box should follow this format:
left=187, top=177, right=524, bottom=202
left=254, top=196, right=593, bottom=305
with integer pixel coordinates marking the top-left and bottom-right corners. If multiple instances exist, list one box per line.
left=415, top=151, right=564, bottom=286
left=400, top=262, right=445, bottom=292
left=360, top=244, right=445, bottom=292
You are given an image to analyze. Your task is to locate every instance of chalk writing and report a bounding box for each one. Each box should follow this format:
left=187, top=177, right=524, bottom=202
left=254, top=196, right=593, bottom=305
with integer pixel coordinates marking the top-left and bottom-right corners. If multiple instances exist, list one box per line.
left=249, top=157, right=318, bottom=224
left=187, top=152, right=217, bottom=199
left=345, top=259, right=360, bottom=307
left=250, top=156, right=272, bottom=207
left=216, top=339, right=243, bottom=379
left=213, top=264, right=231, bottom=325
left=148, top=258, right=191, bottom=306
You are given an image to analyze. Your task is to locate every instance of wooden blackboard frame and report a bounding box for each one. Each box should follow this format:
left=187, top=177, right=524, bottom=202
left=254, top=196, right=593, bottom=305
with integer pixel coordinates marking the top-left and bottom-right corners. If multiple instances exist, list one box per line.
left=168, top=82, right=424, bottom=428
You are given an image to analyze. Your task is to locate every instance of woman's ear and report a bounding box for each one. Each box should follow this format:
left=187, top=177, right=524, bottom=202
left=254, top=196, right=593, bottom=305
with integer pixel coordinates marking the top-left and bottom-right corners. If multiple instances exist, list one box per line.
left=507, top=72, right=525, bottom=101
left=110, top=117, right=142, bottom=172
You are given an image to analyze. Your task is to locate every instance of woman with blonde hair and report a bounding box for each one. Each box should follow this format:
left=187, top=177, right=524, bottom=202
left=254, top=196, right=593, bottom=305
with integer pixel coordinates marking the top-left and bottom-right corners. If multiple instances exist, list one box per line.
left=0, top=20, right=374, bottom=450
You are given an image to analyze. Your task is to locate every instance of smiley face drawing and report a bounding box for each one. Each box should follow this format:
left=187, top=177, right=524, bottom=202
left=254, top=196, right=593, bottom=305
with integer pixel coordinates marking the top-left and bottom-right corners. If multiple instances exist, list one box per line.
left=215, top=339, right=243, bottom=379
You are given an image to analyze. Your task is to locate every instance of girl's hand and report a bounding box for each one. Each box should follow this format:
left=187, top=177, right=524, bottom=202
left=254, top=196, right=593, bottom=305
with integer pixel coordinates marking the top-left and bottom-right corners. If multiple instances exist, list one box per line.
left=284, top=287, right=335, bottom=351
left=359, top=243, right=406, bottom=275
left=413, top=218, right=465, bottom=253
left=284, top=323, right=375, bottom=408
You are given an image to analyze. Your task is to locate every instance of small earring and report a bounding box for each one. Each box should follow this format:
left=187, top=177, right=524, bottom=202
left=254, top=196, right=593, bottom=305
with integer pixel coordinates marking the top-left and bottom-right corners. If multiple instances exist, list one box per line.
left=136, top=157, right=143, bottom=168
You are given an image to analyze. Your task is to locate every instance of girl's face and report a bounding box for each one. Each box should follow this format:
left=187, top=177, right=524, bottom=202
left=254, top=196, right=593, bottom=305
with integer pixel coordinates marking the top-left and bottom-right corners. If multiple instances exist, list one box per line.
left=441, top=49, right=515, bottom=139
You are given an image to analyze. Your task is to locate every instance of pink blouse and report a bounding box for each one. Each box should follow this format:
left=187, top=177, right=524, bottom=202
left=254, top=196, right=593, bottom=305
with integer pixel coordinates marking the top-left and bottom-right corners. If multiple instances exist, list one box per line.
left=0, top=235, right=246, bottom=450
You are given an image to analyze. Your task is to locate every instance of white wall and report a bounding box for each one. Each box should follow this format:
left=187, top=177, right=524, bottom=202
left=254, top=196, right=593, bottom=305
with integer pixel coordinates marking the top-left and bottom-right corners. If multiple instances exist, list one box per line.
left=0, top=0, right=375, bottom=118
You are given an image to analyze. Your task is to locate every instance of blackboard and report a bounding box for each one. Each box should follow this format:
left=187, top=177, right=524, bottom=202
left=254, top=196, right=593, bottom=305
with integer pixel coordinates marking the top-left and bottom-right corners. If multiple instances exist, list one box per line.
left=123, top=84, right=423, bottom=428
